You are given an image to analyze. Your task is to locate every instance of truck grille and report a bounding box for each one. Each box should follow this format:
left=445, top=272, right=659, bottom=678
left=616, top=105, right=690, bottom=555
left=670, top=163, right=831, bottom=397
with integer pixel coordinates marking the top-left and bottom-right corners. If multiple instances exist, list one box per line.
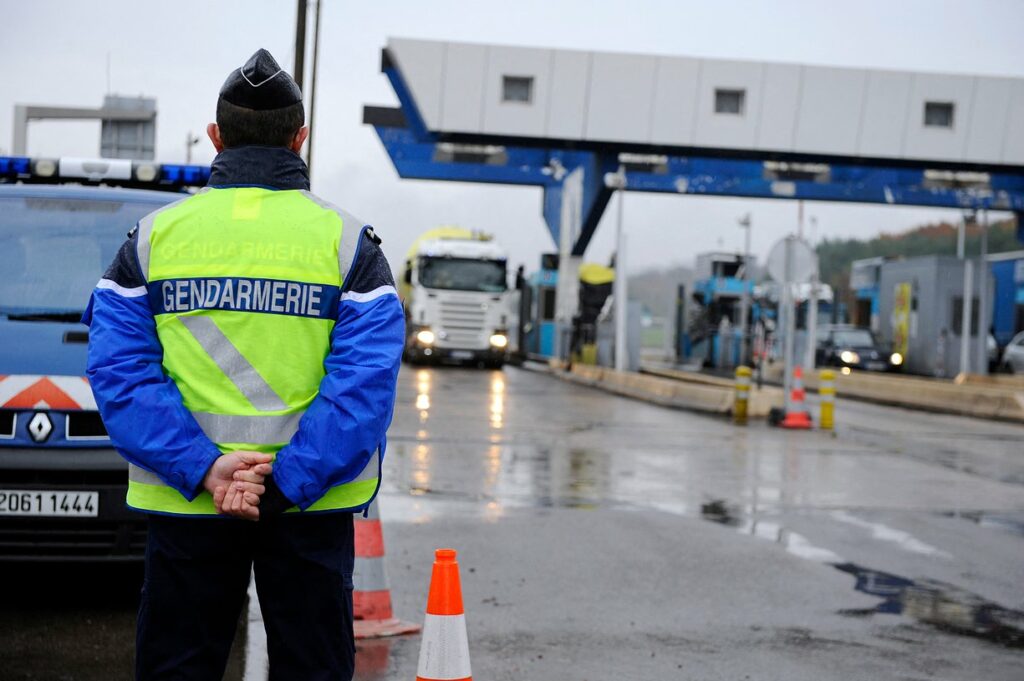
left=439, top=300, right=487, bottom=346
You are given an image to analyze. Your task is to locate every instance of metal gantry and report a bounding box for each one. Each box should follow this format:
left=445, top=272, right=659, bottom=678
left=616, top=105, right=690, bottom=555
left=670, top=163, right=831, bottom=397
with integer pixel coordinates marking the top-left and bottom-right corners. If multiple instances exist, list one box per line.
left=366, top=58, right=1024, bottom=254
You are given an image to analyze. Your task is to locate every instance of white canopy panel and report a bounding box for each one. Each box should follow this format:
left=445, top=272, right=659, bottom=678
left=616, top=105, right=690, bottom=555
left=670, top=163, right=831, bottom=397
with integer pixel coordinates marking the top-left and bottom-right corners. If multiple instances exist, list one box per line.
left=387, top=37, right=1024, bottom=167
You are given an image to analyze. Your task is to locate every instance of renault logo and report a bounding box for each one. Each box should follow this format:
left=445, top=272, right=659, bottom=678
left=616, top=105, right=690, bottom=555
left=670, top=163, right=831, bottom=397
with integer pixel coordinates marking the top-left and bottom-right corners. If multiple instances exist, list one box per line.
left=28, top=412, right=53, bottom=443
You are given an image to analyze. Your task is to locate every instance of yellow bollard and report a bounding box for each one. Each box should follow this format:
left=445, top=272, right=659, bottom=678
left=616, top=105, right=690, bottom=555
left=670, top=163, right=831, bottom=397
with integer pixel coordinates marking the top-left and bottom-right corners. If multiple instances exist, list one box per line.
left=733, top=365, right=752, bottom=425
left=819, top=369, right=835, bottom=431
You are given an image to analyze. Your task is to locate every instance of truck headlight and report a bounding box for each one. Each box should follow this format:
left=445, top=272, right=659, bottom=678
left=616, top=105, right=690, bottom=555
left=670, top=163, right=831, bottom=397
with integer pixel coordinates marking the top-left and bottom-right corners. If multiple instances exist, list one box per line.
left=840, top=350, right=860, bottom=364
left=890, top=352, right=903, bottom=366
left=489, top=333, right=508, bottom=349
left=416, top=329, right=435, bottom=346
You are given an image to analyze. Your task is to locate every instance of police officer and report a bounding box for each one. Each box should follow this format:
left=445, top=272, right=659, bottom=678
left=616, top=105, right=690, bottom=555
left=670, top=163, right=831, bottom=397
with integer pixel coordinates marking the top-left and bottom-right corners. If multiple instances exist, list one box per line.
left=84, top=49, right=404, bottom=680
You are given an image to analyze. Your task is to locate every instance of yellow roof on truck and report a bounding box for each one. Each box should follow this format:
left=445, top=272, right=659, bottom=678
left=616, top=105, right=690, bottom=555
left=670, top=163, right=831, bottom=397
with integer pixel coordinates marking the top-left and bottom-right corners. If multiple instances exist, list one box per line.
left=404, top=226, right=492, bottom=262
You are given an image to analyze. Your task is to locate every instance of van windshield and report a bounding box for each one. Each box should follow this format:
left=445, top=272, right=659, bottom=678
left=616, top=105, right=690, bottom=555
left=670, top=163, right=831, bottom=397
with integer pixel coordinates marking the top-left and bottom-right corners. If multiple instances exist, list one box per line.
left=0, top=194, right=170, bottom=315
left=418, top=257, right=507, bottom=293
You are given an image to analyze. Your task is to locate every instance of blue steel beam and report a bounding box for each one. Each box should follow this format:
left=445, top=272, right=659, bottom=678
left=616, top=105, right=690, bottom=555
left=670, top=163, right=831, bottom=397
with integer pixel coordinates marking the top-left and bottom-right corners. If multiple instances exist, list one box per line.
left=373, top=124, right=616, bottom=249
left=370, top=121, right=1024, bottom=252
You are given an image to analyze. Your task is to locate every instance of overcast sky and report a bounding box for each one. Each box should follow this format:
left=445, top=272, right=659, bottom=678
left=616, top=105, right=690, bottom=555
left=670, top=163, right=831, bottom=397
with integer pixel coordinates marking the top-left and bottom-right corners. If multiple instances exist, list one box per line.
left=2, top=0, right=1022, bottom=274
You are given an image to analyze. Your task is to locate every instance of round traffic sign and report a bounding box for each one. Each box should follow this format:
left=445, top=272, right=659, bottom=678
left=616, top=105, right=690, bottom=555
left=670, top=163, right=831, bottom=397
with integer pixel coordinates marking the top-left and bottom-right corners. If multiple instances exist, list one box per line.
left=766, top=236, right=817, bottom=283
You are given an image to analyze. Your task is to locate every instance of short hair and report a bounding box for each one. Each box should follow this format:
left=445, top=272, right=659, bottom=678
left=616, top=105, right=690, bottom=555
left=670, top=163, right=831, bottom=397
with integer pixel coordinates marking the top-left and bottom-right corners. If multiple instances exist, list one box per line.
left=215, top=98, right=305, bottom=148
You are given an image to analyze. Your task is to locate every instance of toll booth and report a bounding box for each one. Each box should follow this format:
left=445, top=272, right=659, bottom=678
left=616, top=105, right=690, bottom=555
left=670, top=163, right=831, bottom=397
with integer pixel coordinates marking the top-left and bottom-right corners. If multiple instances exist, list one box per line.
left=521, top=253, right=559, bottom=358
left=876, top=255, right=991, bottom=377
left=851, top=257, right=887, bottom=332
left=989, top=251, right=1024, bottom=347
left=679, top=252, right=756, bottom=368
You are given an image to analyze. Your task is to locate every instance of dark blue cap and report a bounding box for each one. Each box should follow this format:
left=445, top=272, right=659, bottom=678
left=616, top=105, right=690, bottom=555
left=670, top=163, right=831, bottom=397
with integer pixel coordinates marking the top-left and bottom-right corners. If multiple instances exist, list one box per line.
left=219, top=49, right=302, bottom=111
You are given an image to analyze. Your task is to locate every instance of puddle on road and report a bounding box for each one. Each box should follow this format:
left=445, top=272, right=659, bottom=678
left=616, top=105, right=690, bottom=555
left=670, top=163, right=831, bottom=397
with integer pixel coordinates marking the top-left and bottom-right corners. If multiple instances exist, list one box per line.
left=699, top=500, right=1024, bottom=649
left=938, top=510, right=1024, bottom=538
left=834, top=563, right=1024, bottom=649
left=354, top=638, right=396, bottom=681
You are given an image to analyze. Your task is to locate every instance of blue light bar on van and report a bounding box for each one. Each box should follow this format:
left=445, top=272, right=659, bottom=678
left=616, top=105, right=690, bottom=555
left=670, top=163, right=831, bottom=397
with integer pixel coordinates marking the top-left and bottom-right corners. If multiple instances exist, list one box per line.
left=0, top=155, right=211, bottom=191
left=0, top=156, right=31, bottom=178
left=160, top=164, right=212, bottom=186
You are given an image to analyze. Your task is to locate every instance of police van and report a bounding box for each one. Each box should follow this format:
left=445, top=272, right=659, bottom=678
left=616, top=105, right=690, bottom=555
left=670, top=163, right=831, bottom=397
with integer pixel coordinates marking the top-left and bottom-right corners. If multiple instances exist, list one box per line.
left=0, top=156, right=208, bottom=560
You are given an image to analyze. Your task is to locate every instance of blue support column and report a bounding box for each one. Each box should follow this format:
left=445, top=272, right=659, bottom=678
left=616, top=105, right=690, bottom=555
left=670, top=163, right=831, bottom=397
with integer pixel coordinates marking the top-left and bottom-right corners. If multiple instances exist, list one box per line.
left=541, top=151, right=618, bottom=254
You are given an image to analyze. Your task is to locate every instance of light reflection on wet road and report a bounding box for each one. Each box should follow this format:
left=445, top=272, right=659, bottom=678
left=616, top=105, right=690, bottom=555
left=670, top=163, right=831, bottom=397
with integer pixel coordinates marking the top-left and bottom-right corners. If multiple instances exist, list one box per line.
left=383, top=366, right=1024, bottom=520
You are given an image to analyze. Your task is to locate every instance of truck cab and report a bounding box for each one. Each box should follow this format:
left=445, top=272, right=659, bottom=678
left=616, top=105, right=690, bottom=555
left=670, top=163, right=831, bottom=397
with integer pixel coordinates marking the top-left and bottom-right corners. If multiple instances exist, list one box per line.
left=401, top=230, right=511, bottom=367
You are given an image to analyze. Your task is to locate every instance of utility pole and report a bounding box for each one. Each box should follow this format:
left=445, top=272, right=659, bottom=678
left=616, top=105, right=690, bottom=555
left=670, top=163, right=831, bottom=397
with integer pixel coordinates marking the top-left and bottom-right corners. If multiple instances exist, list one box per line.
left=804, top=216, right=819, bottom=370
left=737, top=213, right=752, bottom=367
left=306, top=0, right=323, bottom=178
left=781, top=236, right=797, bottom=415
left=959, top=210, right=974, bottom=375
left=184, top=131, right=200, bottom=164
left=976, top=207, right=989, bottom=376
left=612, top=177, right=629, bottom=371
left=293, top=0, right=308, bottom=93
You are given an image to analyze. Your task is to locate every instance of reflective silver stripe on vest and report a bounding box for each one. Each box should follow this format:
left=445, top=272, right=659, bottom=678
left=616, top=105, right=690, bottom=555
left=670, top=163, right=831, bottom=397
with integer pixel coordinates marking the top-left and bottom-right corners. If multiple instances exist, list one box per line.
left=192, top=411, right=303, bottom=445
left=353, top=556, right=389, bottom=592
left=178, top=315, right=289, bottom=412
left=298, top=190, right=364, bottom=288
left=135, top=189, right=207, bottom=281
left=128, top=464, right=164, bottom=486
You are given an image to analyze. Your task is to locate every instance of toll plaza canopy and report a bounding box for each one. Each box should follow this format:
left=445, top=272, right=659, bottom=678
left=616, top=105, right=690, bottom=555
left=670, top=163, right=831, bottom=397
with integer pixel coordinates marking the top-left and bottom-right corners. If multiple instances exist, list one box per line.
left=364, top=37, right=1024, bottom=255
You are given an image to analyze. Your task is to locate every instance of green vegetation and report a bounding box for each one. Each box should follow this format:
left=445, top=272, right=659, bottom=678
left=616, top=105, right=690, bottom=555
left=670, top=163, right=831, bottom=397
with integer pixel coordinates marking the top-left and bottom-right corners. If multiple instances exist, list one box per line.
left=818, top=218, right=1020, bottom=300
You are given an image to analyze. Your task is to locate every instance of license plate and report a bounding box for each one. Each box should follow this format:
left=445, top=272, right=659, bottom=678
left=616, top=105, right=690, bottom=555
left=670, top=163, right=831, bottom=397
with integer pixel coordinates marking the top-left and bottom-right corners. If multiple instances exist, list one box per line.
left=867, top=361, right=886, bottom=371
left=0, top=490, right=99, bottom=517
left=450, top=350, right=474, bottom=360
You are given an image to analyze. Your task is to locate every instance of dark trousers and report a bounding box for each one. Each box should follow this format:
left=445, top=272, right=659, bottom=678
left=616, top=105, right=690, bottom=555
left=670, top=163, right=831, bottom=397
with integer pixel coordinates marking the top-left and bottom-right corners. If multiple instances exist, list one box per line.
left=137, top=512, right=355, bottom=681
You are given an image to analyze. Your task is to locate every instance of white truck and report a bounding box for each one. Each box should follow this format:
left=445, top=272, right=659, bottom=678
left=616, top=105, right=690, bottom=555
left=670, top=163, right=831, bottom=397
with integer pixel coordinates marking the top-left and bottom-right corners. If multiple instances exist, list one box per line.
left=400, top=227, right=512, bottom=367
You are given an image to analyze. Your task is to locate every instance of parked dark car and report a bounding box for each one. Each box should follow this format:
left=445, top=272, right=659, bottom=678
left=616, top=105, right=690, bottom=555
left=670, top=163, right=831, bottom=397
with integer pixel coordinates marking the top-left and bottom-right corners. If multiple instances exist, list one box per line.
left=815, top=324, right=903, bottom=372
left=1001, top=330, right=1024, bottom=374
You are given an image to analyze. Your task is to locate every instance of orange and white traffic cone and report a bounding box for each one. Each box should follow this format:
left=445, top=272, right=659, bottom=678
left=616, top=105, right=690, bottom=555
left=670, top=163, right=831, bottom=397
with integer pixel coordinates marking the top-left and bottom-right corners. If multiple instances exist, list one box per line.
left=781, top=365, right=813, bottom=429
left=416, top=549, right=472, bottom=681
left=353, top=500, right=421, bottom=639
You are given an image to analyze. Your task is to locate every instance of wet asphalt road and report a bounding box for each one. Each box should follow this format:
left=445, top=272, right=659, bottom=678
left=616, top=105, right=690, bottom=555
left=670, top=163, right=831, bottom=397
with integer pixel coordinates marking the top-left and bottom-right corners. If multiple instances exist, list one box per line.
left=2, top=364, right=1023, bottom=680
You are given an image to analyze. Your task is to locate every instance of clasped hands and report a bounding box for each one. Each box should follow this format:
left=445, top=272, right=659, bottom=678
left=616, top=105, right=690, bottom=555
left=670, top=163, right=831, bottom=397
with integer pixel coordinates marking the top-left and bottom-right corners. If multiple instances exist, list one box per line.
left=202, top=451, right=275, bottom=521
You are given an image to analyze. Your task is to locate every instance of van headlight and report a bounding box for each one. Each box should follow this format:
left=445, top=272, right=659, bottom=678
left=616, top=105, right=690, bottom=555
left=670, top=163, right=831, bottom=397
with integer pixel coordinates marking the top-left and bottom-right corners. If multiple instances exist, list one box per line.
left=415, top=329, right=435, bottom=346
left=890, top=352, right=904, bottom=366
left=840, top=350, right=860, bottom=364
left=489, top=333, right=508, bottom=349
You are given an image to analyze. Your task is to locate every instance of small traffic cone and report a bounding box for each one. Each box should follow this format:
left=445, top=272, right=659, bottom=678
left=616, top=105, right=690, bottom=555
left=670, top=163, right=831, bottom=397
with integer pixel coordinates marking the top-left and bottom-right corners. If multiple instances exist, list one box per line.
left=353, top=500, right=421, bottom=639
left=781, top=365, right=813, bottom=429
left=416, top=549, right=472, bottom=681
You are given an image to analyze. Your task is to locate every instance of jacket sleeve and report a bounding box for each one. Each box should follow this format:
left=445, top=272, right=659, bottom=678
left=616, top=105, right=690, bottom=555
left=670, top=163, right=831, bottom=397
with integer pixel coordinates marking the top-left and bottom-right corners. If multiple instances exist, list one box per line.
left=270, top=229, right=405, bottom=510
left=82, top=231, right=222, bottom=499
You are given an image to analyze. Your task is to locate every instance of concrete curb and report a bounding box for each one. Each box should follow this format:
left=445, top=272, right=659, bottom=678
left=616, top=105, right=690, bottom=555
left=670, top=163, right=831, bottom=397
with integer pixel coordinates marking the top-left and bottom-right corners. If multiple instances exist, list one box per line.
left=547, top=363, right=782, bottom=418
left=647, top=362, right=1024, bottom=423
left=818, top=372, right=1024, bottom=422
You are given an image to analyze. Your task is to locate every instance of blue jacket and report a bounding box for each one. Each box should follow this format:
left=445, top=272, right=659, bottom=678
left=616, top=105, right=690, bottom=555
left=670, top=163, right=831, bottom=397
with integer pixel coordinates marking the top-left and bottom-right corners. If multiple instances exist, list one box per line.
left=84, top=146, right=404, bottom=511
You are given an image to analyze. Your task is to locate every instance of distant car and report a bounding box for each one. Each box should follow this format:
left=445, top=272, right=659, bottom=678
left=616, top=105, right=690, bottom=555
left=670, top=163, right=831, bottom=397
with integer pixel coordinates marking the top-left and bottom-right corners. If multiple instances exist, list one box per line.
left=1001, top=331, right=1024, bottom=374
left=815, top=324, right=903, bottom=372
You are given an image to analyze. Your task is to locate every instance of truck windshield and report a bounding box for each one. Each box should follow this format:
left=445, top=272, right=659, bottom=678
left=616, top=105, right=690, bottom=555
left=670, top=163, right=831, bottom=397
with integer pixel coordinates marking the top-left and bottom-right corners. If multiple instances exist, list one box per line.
left=0, top=195, right=170, bottom=316
left=418, top=257, right=507, bottom=293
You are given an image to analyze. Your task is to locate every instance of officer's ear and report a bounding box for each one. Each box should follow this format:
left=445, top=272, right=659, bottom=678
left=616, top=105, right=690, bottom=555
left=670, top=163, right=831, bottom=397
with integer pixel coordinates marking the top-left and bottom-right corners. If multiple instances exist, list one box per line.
left=289, top=126, right=309, bottom=154
left=207, top=123, right=225, bottom=153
